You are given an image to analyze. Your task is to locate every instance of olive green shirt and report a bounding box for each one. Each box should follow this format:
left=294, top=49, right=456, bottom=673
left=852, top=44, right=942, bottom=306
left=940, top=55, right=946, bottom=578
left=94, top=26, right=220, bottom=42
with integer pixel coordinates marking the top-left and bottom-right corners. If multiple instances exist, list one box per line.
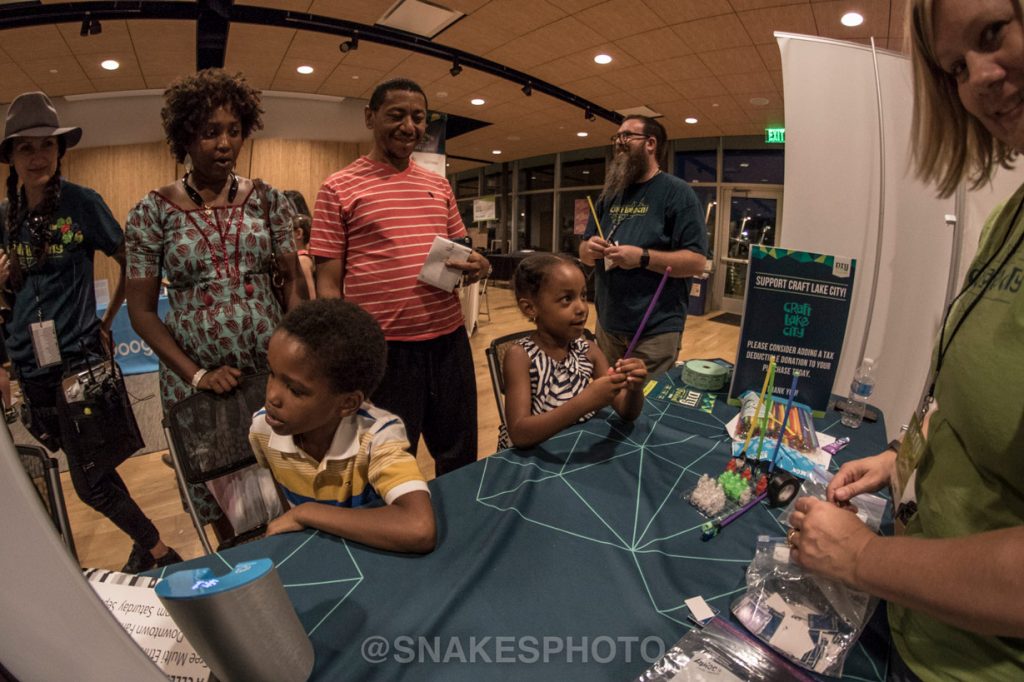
left=889, top=182, right=1024, bottom=680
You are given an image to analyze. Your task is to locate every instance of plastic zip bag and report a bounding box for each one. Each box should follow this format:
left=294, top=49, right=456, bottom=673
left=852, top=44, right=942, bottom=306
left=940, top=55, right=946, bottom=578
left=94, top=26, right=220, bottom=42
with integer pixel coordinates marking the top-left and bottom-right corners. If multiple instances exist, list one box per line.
left=633, top=617, right=814, bottom=681
left=731, top=536, right=876, bottom=676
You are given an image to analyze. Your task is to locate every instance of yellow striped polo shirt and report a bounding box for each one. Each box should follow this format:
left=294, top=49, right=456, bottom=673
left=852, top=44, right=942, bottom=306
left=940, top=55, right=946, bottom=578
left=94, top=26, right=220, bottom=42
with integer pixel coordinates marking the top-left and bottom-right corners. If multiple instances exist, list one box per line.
left=248, top=403, right=428, bottom=508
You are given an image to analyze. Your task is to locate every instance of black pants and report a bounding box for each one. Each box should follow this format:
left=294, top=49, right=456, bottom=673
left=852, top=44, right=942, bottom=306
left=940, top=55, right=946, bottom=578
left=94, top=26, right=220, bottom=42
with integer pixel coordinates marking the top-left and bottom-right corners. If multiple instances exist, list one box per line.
left=19, top=366, right=160, bottom=552
left=372, top=327, right=477, bottom=476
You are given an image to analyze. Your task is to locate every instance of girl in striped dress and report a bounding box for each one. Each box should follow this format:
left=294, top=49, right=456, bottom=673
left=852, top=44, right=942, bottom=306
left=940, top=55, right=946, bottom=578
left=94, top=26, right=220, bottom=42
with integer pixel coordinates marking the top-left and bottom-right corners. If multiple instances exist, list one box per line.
left=499, top=253, right=646, bottom=449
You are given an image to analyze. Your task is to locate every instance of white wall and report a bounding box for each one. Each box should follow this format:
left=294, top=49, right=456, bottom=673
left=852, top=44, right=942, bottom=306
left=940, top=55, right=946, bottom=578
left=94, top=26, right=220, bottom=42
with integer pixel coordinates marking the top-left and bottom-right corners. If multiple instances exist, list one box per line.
left=8, top=90, right=373, bottom=150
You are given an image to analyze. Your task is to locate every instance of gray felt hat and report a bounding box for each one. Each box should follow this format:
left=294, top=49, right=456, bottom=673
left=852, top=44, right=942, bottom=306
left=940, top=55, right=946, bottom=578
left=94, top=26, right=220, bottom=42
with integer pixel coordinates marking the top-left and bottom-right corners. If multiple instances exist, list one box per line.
left=0, top=91, right=82, bottom=164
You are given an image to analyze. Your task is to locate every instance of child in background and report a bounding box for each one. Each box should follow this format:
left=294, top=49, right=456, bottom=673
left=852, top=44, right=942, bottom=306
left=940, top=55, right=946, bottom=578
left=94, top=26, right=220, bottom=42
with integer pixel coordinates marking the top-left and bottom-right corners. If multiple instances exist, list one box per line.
left=249, top=299, right=435, bottom=553
left=284, top=190, right=316, bottom=300
left=499, top=253, right=646, bottom=449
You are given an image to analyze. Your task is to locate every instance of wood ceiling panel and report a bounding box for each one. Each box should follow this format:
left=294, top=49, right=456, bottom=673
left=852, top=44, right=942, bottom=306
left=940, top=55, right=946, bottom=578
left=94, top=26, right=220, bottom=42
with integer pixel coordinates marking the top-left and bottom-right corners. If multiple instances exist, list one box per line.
left=756, top=43, right=782, bottom=72
left=243, top=0, right=314, bottom=9
left=554, top=46, right=640, bottom=78
left=698, top=46, right=766, bottom=77
left=227, top=24, right=294, bottom=63
left=433, top=16, right=514, bottom=55
left=888, top=0, right=909, bottom=52
left=469, top=0, right=568, bottom=39
left=444, top=0, right=492, bottom=13
left=0, top=64, right=42, bottom=104
left=486, top=16, right=606, bottom=69
left=559, top=75, right=622, bottom=100
left=600, top=64, right=667, bottom=91
left=643, top=0, right=732, bottom=25
left=675, top=76, right=729, bottom=99
left=57, top=19, right=133, bottom=55
left=769, top=70, right=784, bottom=92
left=737, top=4, right=818, bottom=45
left=272, top=57, right=331, bottom=91
left=645, top=54, right=712, bottom=82
left=20, top=56, right=89, bottom=86
left=77, top=52, right=142, bottom=80
left=338, top=43, right=409, bottom=72
left=728, top=0, right=807, bottom=11
left=719, top=122, right=762, bottom=136
left=668, top=119, right=723, bottom=139
left=87, top=74, right=148, bottom=92
left=307, top=0, right=395, bottom=25
left=287, top=30, right=347, bottom=65
left=622, top=83, right=687, bottom=107
left=575, top=0, right=666, bottom=42
left=719, top=71, right=777, bottom=95
left=39, top=80, right=95, bottom=98
left=3, top=25, right=71, bottom=58
left=672, top=14, right=753, bottom=53
left=614, top=26, right=693, bottom=63
left=317, top=64, right=387, bottom=98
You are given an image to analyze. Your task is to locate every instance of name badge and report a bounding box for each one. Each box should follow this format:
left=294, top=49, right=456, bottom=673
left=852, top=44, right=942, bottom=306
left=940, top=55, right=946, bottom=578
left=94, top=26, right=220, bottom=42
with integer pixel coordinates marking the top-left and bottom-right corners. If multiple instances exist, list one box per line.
left=29, top=320, right=62, bottom=368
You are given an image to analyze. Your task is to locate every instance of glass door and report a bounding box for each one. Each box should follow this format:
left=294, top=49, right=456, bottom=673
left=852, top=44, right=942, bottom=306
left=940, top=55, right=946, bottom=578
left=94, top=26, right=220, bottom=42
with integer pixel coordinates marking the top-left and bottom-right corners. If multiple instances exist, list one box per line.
left=714, top=188, right=783, bottom=314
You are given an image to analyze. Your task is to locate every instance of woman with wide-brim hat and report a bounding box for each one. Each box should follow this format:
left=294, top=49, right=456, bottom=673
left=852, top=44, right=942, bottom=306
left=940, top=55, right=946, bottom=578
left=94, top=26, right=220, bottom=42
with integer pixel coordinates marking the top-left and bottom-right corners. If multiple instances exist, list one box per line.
left=0, top=91, right=181, bottom=573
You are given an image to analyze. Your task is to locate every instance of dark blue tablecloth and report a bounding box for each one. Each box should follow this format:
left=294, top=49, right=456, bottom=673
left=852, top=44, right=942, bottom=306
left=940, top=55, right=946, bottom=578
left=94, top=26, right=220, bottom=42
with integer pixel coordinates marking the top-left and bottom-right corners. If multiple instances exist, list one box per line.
left=152, top=367, right=891, bottom=681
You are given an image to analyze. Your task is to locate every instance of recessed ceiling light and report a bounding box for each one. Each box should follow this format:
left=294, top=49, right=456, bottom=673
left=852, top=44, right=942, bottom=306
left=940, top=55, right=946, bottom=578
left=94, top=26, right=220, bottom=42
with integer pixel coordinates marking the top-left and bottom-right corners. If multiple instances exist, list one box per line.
left=436, top=91, right=448, bottom=98
left=491, top=149, right=502, bottom=155
left=750, top=97, right=770, bottom=106
left=507, top=135, right=520, bottom=141
left=100, top=59, right=119, bottom=71
left=352, top=75, right=360, bottom=80
left=296, top=65, right=314, bottom=75
left=684, top=117, right=698, bottom=124
left=577, top=131, right=588, bottom=137
left=594, top=54, right=613, bottom=65
left=49, top=68, right=58, bottom=74
left=841, top=12, right=864, bottom=27
left=471, top=98, right=486, bottom=105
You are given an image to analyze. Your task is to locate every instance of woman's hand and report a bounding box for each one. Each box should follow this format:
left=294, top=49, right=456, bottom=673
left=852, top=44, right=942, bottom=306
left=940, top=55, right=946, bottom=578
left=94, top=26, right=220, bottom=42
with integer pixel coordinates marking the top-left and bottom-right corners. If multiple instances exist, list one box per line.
left=788, top=497, right=877, bottom=588
left=197, top=365, right=242, bottom=393
left=827, top=449, right=897, bottom=504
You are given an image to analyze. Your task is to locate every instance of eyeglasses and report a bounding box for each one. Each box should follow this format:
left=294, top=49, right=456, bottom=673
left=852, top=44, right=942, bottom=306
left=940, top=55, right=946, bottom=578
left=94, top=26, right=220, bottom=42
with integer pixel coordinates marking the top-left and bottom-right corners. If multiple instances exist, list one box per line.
left=610, top=131, right=650, bottom=145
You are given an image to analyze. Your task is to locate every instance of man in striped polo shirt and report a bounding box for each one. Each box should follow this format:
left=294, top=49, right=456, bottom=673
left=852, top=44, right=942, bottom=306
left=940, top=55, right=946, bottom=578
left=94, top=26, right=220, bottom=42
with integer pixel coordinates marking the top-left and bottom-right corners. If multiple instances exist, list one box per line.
left=311, top=78, right=489, bottom=476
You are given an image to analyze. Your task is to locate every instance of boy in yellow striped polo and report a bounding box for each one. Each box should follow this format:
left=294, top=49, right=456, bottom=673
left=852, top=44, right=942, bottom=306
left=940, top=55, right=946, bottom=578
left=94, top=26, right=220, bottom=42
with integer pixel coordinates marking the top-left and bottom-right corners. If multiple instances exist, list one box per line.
left=249, top=299, right=435, bottom=553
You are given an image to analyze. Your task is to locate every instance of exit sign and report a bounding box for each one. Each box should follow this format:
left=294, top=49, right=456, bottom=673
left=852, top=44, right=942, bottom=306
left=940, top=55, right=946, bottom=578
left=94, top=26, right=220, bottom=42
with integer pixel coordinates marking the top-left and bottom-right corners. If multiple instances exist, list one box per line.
left=765, top=128, right=785, bottom=144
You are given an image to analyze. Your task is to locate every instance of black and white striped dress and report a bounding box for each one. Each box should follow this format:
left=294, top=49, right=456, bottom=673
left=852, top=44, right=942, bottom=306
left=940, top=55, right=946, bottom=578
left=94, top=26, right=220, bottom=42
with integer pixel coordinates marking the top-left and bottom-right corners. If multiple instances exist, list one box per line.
left=497, top=335, right=596, bottom=449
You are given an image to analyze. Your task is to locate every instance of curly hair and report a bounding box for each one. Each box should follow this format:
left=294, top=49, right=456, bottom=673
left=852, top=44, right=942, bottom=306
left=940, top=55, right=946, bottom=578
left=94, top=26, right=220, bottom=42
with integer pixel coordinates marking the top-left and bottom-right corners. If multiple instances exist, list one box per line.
left=513, top=252, right=584, bottom=302
left=279, top=300, right=386, bottom=396
left=160, top=68, right=264, bottom=163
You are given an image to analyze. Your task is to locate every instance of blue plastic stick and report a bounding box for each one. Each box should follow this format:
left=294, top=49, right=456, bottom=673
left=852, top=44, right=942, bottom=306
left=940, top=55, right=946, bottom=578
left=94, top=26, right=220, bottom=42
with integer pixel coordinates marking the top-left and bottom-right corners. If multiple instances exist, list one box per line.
left=768, top=372, right=800, bottom=474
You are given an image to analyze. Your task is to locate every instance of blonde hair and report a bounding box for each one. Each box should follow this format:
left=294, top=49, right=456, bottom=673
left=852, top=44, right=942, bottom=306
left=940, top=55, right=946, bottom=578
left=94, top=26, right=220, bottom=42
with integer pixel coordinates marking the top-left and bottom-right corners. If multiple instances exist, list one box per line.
left=909, top=0, right=1020, bottom=197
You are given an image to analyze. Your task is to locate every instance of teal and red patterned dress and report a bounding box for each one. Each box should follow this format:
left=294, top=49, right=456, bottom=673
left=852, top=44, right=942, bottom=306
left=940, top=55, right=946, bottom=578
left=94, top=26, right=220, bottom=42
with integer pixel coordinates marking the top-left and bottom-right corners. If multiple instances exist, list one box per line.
left=126, top=183, right=295, bottom=410
left=126, top=183, right=295, bottom=524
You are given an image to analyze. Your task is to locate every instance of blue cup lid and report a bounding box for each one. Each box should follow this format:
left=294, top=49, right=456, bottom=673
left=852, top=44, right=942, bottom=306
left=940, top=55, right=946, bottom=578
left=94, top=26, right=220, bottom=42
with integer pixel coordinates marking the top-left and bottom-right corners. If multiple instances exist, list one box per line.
left=155, top=558, right=274, bottom=600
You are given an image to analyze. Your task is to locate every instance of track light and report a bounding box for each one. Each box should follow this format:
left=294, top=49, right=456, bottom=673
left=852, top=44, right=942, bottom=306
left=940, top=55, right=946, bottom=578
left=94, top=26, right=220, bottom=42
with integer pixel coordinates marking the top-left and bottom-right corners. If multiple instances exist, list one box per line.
left=449, top=59, right=462, bottom=77
left=522, top=82, right=532, bottom=97
left=339, top=34, right=359, bottom=53
left=584, top=108, right=595, bottom=122
left=80, top=16, right=101, bottom=37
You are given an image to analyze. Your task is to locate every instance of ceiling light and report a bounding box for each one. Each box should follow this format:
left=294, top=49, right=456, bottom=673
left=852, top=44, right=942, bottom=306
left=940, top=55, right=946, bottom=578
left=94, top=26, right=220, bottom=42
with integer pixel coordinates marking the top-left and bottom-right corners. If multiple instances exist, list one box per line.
left=684, top=117, right=698, bottom=124
left=594, top=54, right=613, bottom=65
left=491, top=150, right=502, bottom=155
left=100, top=59, right=119, bottom=71
left=339, top=34, right=359, bottom=53
left=841, top=12, right=864, bottom=27
left=522, top=82, right=532, bottom=96
left=450, top=59, right=462, bottom=77
left=470, top=98, right=485, bottom=105
left=577, top=132, right=588, bottom=137
left=750, top=97, right=770, bottom=106
left=297, top=65, right=314, bottom=75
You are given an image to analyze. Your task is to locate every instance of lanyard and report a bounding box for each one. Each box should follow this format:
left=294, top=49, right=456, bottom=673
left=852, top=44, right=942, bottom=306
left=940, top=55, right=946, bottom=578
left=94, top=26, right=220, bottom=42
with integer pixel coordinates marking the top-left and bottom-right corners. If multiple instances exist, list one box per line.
left=920, top=194, right=1024, bottom=418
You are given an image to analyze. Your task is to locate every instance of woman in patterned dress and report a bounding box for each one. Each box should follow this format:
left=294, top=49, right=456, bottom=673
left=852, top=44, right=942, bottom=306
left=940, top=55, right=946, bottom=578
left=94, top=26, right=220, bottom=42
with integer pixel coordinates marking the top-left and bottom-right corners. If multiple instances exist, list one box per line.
left=126, top=69, right=306, bottom=534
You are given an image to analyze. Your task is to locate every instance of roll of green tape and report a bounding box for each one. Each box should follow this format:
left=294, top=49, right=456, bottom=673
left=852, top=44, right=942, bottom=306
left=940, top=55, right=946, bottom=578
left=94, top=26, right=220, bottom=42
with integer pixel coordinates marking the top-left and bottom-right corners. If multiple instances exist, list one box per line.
left=682, top=360, right=729, bottom=391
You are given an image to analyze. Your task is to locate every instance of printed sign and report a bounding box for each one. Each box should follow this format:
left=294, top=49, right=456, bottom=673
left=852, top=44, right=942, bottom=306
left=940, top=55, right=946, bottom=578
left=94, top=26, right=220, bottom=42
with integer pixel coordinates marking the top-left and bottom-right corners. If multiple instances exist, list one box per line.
left=728, top=247, right=856, bottom=414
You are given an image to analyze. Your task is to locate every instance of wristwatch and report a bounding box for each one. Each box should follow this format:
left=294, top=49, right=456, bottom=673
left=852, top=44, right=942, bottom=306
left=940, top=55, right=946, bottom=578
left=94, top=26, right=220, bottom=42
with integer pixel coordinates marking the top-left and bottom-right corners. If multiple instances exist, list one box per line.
left=639, top=248, right=650, bottom=270
left=886, top=438, right=902, bottom=454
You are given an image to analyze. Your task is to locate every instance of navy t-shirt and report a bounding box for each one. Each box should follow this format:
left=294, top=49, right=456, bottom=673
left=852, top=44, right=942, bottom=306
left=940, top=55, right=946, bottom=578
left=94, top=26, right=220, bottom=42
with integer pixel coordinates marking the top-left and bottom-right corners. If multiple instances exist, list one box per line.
left=583, top=172, right=707, bottom=337
left=2, top=180, right=122, bottom=377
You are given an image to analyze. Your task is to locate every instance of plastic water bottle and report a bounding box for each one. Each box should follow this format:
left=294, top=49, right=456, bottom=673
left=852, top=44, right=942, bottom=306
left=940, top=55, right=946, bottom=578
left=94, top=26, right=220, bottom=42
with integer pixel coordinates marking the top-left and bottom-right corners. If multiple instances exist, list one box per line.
left=841, top=358, right=875, bottom=428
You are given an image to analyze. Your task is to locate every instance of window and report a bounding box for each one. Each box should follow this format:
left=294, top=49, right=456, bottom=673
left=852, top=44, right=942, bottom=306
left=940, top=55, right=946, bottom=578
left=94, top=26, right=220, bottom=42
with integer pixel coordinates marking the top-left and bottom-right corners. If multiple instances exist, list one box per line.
left=722, top=149, right=784, bottom=184
left=517, top=193, right=554, bottom=252
left=560, top=149, right=606, bottom=188
left=674, top=150, right=717, bottom=184
left=518, top=155, right=555, bottom=191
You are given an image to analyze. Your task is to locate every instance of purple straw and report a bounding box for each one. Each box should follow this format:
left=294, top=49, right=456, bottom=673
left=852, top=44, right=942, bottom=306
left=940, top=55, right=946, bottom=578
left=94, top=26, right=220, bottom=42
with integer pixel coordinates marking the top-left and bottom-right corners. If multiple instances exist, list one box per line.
left=768, top=372, right=800, bottom=473
left=623, top=266, right=672, bottom=359
left=716, top=491, right=768, bottom=531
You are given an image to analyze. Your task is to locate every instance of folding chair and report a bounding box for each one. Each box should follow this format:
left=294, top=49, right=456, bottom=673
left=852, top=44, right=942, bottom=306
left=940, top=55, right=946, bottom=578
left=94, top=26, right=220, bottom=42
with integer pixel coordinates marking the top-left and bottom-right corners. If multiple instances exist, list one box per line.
left=163, top=372, right=281, bottom=554
left=17, top=443, right=77, bottom=560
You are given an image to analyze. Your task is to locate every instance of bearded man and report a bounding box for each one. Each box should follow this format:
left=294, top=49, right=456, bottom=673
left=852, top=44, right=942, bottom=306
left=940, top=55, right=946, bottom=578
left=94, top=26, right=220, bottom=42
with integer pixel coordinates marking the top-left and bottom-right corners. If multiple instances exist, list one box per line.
left=579, top=115, right=708, bottom=375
